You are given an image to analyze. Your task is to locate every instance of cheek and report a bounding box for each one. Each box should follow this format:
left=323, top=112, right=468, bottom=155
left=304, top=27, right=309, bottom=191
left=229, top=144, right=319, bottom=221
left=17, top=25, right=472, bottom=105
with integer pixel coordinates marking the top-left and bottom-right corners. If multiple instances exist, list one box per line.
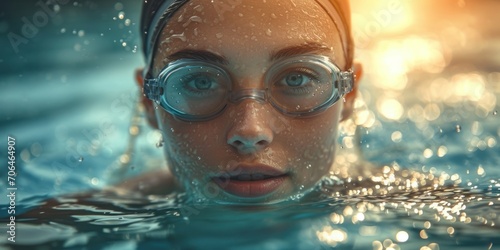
left=294, top=123, right=338, bottom=163
left=158, top=111, right=226, bottom=163
left=282, top=111, right=341, bottom=177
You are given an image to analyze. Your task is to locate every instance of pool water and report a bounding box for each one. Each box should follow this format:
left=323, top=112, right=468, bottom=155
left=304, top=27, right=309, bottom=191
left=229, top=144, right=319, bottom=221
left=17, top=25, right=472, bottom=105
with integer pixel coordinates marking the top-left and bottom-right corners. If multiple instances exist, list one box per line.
left=1, top=0, right=500, bottom=249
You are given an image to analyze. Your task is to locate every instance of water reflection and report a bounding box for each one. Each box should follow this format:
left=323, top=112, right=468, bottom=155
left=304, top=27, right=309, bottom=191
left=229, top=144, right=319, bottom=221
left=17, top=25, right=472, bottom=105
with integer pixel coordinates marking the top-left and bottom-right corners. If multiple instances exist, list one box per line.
left=5, top=170, right=499, bottom=249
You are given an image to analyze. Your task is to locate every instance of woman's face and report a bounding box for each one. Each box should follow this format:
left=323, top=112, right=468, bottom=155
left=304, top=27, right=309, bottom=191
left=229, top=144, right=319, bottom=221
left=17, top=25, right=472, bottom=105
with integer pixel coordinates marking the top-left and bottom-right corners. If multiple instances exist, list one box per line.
left=150, top=0, right=350, bottom=203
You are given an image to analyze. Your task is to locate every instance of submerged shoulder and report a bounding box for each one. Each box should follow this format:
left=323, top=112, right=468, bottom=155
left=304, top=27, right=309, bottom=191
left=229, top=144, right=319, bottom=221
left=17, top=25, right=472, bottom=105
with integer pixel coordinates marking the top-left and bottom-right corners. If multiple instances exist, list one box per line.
left=113, top=168, right=181, bottom=195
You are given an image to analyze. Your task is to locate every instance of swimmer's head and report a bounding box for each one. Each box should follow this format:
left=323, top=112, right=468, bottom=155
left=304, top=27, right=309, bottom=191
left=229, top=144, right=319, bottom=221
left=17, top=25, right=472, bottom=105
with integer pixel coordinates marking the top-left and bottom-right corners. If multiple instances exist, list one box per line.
left=136, top=0, right=361, bottom=203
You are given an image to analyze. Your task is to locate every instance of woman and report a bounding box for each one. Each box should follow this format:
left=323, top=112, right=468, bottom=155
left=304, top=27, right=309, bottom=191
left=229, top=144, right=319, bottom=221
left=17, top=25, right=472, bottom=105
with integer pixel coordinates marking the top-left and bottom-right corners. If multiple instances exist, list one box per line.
left=120, top=0, right=363, bottom=204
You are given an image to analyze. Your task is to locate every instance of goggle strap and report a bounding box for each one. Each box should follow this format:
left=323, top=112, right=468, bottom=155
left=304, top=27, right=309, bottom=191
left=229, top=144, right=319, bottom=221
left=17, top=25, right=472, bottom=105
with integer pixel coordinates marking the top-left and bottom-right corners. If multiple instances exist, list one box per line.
left=144, top=79, right=162, bottom=103
left=338, top=70, right=354, bottom=97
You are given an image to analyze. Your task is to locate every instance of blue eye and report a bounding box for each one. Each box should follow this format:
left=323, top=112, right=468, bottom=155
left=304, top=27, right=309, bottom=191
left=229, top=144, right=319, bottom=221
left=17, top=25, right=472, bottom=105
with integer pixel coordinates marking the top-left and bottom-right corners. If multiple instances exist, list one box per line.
left=278, top=68, right=319, bottom=87
left=192, top=76, right=213, bottom=90
left=285, top=73, right=310, bottom=87
left=179, top=74, right=219, bottom=96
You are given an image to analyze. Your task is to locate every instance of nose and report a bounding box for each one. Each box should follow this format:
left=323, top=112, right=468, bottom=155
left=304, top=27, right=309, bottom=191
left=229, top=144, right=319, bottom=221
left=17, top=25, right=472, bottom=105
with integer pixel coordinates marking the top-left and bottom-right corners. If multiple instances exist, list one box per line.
left=226, top=100, right=274, bottom=155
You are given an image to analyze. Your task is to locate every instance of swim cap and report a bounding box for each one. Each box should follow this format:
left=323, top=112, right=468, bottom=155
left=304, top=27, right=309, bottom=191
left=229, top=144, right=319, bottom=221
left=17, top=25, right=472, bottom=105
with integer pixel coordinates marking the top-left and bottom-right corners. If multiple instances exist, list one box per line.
left=140, top=0, right=354, bottom=75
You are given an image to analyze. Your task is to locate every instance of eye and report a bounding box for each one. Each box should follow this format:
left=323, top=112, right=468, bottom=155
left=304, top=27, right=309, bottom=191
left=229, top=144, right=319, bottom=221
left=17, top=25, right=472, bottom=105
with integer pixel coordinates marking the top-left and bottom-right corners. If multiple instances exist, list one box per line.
left=275, top=68, right=318, bottom=90
left=179, top=73, right=221, bottom=96
left=192, top=75, right=213, bottom=90
left=285, top=73, right=310, bottom=87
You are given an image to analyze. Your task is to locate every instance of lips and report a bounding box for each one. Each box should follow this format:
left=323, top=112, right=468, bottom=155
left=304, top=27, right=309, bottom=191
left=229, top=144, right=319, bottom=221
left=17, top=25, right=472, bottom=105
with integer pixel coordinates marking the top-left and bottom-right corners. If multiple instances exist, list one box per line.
left=212, top=163, right=288, bottom=198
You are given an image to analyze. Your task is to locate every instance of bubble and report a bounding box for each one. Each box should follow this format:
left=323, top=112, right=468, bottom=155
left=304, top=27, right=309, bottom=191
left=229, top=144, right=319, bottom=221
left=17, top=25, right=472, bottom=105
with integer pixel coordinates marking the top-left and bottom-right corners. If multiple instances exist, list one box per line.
left=30, top=143, right=43, bottom=157
left=419, top=230, right=428, bottom=239
left=60, top=28, right=66, bottom=33
left=391, top=131, right=402, bottom=143
left=118, top=11, right=125, bottom=20
left=395, top=231, right=409, bottom=242
left=119, top=154, right=130, bottom=164
left=78, top=157, right=84, bottom=162
left=437, top=146, right=448, bottom=157
left=91, top=177, right=99, bottom=186
left=156, top=138, right=164, bottom=148
left=77, top=30, right=85, bottom=37
left=477, top=165, right=485, bottom=176
left=455, top=125, right=461, bottom=132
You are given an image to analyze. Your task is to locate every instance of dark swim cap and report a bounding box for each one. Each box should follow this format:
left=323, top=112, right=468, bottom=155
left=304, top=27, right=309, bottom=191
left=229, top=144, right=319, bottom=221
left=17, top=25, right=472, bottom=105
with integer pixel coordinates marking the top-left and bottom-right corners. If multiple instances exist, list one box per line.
left=140, top=0, right=354, bottom=74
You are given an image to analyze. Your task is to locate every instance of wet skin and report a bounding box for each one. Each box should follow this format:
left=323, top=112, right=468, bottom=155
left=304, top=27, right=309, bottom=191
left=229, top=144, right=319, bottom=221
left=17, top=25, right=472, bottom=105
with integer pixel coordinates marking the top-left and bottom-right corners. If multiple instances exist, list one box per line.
left=140, top=0, right=358, bottom=203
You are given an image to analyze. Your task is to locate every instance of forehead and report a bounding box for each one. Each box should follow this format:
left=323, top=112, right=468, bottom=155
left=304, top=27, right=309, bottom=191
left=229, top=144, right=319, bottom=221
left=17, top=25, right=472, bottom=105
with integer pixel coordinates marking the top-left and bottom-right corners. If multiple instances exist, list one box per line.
left=153, top=0, right=345, bottom=70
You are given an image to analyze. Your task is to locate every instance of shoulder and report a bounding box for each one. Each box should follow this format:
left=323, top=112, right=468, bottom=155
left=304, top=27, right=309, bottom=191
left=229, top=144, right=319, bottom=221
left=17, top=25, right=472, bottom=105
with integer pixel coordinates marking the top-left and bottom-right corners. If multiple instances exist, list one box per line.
left=112, top=168, right=181, bottom=195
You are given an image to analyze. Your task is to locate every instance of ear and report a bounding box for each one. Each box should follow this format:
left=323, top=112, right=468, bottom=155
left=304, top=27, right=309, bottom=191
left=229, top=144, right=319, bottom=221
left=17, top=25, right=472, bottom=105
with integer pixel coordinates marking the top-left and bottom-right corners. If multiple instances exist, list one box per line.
left=340, top=62, right=363, bottom=122
left=135, top=68, right=159, bottom=129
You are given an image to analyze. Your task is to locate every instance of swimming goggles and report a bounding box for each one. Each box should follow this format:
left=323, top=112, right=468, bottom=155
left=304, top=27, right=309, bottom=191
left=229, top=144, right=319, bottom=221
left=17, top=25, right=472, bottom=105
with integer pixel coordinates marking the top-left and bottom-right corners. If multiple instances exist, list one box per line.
left=144, top=55, right=354, bottom=121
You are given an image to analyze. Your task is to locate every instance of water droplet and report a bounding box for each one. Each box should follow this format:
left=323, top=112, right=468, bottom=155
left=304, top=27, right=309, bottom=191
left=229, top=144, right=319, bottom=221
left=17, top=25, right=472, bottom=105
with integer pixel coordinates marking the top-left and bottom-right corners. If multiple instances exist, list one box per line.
left=156, top=136, right=164, bottom=148
left=194, top=5, right=204, bottom=12
left=77, top=30, right=85, bottom=37
left=165, top=32, right=186, bottom=43
left=493, top=110, right=498, bottom=115
left=265, top=29, right=272, bottom=36
left=456, top=125, right=462, bottom=133
left=170, top=128, right=175, bottom=133
left=60, top=28, right=66, bottom=33
left=182, top=16, right=202, bottom=28
left=306, top=164, right=312, bottom=169
left=91, top=177, right=99, bottom=185
left=295, top=105, right=301, bottom=110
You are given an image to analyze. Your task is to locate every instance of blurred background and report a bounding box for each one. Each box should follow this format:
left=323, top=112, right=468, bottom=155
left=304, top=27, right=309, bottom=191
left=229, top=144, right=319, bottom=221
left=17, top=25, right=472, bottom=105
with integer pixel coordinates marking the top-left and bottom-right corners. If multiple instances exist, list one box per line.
left=0, top=0, right=499, bottom=202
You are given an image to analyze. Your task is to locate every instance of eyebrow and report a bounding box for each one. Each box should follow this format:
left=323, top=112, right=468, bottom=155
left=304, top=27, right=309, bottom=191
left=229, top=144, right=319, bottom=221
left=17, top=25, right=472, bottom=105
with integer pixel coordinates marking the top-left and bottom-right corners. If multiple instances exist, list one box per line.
left=166, top=42, right=332, bottom=65
left=269, top=42, right=332, bottom=61
left=167, top=49, right=229, bottom=65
